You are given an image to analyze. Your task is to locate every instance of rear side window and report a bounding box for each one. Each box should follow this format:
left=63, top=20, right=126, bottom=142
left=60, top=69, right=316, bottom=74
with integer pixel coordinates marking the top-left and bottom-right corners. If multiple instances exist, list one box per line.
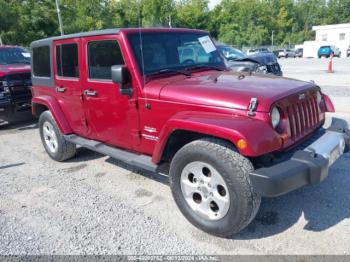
left=33, top=46, right=51, bottom=77
left=56, top=43, right=79, bottom=78
left=88, top=40, right=124, bottom=80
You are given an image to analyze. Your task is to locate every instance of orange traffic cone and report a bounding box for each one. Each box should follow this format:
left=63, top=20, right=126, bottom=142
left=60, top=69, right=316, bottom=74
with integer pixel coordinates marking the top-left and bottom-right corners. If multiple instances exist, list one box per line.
left=327, top=53, right=334, bottom=73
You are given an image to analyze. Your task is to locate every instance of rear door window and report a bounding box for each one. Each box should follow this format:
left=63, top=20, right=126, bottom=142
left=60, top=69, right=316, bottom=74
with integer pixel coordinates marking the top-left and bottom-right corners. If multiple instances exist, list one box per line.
left=56, top=43, right=79, bottom=78
left=33, top=46, right=51, bottom=77
left=87, top=40, right=124, bottom=80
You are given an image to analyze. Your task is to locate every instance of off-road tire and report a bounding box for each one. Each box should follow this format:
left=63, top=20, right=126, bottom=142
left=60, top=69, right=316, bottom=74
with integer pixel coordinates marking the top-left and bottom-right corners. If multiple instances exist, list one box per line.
left=39, top=111, right=76, bottom=162
left=169, top=138, right=261, bottom=237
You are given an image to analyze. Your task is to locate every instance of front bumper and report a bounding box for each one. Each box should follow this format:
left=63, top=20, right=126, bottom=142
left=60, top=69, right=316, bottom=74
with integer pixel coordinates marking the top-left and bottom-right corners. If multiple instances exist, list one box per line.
left=0, top=97, right=13, bottom=117
left=250, top=118, right=350, bottom=197
left=0, top=97, right=31, bottom=119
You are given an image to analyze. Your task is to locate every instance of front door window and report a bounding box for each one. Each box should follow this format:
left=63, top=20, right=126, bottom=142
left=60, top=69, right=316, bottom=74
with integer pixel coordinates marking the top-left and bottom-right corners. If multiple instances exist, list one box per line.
left=88, top=40, right=124, bottom=80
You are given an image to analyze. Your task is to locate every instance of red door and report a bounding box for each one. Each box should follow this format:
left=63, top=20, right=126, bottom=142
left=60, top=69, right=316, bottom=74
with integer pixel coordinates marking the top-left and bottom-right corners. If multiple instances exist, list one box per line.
left=81, top=35, right=140, bottom=150
left=53, top=38, right=88, bottom=137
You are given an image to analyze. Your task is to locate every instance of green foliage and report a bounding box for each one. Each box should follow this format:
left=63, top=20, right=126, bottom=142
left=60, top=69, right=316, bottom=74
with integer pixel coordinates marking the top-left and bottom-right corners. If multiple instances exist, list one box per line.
left=1, top=0, right=350, bottom=47
left=1, top=0, right=59, bottom=46
left=0, top=0, right=17, bottom=32
left=60, top=0, right=108, bottom=33
left=175, top=0, right=210, bottom=29
left=142, top=0, right=175, bottom=27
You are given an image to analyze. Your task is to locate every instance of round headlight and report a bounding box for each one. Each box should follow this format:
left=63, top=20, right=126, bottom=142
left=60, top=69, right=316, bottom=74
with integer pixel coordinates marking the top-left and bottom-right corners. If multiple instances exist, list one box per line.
left=271, top=107, right=281, bottom=128
left=316, top=91, right=322, bottom=104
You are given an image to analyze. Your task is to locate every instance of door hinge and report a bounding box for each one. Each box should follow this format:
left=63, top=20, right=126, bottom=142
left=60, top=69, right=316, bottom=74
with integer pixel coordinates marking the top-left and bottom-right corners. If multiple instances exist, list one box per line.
left=247, top=98, right=258, bottom=116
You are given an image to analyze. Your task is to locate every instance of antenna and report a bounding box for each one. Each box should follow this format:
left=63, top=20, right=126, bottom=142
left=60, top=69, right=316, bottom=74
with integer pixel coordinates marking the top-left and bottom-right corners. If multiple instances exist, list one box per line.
left=138, top=0, right=149, bottom=109
left=138, top=0, right=146, bottom=87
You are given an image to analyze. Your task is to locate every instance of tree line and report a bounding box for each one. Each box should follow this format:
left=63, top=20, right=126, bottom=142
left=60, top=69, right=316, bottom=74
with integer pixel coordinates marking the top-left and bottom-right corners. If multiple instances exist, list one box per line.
left=1, top=0, right=350, bottom=48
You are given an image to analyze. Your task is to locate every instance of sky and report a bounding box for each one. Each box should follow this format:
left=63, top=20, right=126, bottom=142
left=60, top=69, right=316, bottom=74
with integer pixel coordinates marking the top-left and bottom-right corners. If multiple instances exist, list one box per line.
left=208, top=0, right=221, bottom=10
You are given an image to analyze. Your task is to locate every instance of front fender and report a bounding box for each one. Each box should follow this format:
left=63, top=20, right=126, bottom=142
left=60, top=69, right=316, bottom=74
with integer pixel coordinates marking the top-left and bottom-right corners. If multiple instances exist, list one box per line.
left=32, top=95, right=73, bottom=134
left=152, top=111, right=282, bottom=163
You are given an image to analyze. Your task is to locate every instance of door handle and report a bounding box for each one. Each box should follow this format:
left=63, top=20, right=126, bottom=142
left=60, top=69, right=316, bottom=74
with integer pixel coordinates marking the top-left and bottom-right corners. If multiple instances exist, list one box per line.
left=84, top=90, right=97, bottom=97
left=56, top=86, right=66, bottom=93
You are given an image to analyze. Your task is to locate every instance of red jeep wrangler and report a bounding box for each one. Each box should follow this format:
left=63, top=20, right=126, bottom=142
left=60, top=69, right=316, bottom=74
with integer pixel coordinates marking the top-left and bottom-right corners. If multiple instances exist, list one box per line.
left=31, top=28, right=349, bottom=237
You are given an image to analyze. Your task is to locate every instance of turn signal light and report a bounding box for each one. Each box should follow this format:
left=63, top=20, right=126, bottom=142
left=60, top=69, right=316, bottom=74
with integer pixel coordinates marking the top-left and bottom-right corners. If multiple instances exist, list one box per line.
left=237, top=139, right=248, bottom=150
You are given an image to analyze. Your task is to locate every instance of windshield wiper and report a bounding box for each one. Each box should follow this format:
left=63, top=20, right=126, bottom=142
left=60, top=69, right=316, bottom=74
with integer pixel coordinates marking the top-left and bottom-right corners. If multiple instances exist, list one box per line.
left=186, top=65, right=226, bottom=72
left=146, top=68, right=191, bottom=77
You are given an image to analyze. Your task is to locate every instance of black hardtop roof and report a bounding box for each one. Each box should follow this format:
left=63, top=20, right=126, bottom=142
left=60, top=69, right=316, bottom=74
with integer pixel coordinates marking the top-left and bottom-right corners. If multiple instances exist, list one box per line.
left=31, top=29, right=121, bottom=47
left=30, top=28, right=207, bottom=47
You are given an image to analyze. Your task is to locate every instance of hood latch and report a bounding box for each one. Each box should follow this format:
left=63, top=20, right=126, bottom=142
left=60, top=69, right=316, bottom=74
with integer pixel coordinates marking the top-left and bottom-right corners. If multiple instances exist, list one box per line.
left=247, top=98, right=258, bottom=116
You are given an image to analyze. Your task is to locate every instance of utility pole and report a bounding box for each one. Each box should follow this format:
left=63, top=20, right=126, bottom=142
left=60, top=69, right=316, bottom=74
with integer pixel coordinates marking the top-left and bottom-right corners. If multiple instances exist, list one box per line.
left=271, top=30, right=274, bottom=50
left=55, top=0, right=64, bottom=35
left=169, top=15, right=172, bottom=28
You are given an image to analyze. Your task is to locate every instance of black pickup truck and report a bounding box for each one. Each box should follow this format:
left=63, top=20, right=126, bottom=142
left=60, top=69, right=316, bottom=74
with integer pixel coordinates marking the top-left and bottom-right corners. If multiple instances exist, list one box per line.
left=0, top=46, right=32, bottom=124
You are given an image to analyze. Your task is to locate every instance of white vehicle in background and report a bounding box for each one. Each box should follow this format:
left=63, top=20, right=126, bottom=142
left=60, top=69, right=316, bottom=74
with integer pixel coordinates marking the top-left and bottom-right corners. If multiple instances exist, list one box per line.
left=246, top=48, right=269, bottom=55
left=278, top=49, right=296, bottom=58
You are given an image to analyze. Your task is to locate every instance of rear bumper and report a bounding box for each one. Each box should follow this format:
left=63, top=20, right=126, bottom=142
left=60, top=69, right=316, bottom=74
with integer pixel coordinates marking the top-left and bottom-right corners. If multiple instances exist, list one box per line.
left=318, top=52, right=331, bottom=57
left=250, top=118, right=350, bottom=197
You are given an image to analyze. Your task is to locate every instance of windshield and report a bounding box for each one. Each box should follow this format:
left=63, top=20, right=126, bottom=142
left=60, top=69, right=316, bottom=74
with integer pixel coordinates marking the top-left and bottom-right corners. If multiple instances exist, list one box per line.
left=127, top=32, right=224, bottom=75
left=218, top=46, right=245, bottom=60
left=0, top=48, right=31, bottom=65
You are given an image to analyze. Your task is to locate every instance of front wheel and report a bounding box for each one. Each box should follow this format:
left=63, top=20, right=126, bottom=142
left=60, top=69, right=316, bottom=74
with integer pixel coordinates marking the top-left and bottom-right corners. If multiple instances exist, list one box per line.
left=169, top=138, right=261, bottom=237
left=39, top=111, right=76, bottom=162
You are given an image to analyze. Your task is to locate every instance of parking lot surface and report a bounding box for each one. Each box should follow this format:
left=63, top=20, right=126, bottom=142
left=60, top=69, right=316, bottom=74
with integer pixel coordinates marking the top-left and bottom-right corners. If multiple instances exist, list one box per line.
left=1, top=58, right=350, bottom=255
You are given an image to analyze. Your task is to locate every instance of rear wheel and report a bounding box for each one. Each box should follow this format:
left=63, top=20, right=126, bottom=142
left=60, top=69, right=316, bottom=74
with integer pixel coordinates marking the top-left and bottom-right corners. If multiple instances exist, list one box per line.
left=39, top=111, right=76, bottom=161
left=169, top=138, right=261, bottom=237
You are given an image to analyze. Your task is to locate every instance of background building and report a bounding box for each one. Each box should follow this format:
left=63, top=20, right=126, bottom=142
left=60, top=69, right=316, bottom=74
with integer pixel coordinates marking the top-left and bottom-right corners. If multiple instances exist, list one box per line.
left=301, top=23, right=350, bottom=58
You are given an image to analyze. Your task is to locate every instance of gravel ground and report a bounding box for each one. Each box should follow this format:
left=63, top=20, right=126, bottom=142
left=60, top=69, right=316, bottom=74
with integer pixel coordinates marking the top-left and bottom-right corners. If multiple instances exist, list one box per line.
left=1, top=58, right=350, bottom=255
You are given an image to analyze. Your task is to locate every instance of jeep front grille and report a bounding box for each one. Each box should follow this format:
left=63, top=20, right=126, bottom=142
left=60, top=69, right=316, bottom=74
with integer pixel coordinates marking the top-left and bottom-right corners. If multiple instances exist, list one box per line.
left=3, top=72, right=32, bottom=102
left=285, top=95, right=320, bottom=139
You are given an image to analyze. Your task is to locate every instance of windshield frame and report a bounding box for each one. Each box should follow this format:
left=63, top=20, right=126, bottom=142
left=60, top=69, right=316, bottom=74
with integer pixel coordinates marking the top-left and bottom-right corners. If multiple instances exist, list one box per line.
left=126, top=31, right=226, bottom=78
left=0, top=47, right=31, bottom=65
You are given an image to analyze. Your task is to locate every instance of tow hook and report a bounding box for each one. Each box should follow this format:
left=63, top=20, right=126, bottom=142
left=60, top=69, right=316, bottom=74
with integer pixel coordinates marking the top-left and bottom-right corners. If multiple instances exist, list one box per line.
left=247, top=98, right=258, bottom=116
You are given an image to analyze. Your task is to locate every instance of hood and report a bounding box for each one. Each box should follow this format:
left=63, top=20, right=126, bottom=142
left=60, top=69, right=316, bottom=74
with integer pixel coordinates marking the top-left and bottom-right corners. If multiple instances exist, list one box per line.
left=246, top=53, right=278, bottom=65
left=152, top=71, right=317, bottom=112
left=226, top=59, right=258, bottom=73
left=0, top=64, right=31, bottom=78
left=226, top=59, right=258, bottom=67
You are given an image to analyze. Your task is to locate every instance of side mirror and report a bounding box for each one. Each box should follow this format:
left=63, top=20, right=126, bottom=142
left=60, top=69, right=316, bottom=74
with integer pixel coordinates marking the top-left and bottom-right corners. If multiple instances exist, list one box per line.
left=111, top=65, right=132, bottom=97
